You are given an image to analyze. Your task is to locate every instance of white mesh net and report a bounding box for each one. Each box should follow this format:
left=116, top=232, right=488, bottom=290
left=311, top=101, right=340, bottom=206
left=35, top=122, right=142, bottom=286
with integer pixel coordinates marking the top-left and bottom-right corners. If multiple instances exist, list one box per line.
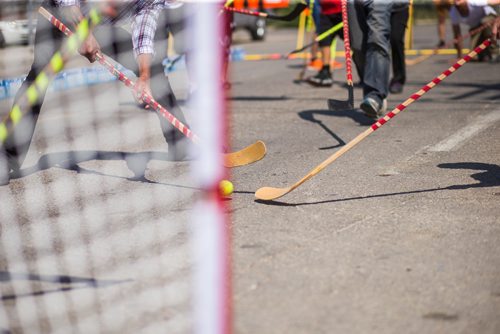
left=0, top=2, right=229, bottom=333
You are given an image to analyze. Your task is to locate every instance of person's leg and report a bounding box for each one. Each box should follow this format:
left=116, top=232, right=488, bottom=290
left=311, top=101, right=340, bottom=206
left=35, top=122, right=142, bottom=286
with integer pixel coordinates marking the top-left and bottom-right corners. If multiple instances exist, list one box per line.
left=362, top=0, right=393, bottom=103
left=475, top=15, right=497, bottom=62
left=308, top=0, right=321, bottom=68
left=469, top=25, right=483, bottom=61
left=435, top=4, right=449, bottom=47
left=2, top=0, right=65, bottom=174
left=324, top=14, right=343, bottom=64
left=94, top=9, right=191, bottom=160
left=220, top=9, right=233, bottom=89
left=321, top=46, right=331, bottom=65
left=349, top=0, right=368, bottom=86
left=390, top=6, right=409, bottom=93
left=308, top=13, right=335, bottom=87
left=309, top=36, right=321, bottom=69
left=151, top=9, right=192, bottom=159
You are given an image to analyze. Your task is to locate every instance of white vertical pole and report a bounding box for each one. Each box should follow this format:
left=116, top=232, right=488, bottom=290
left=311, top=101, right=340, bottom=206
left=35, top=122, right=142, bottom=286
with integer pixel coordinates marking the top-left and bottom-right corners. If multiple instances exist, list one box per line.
left=190, top=2, right=231, bottom=334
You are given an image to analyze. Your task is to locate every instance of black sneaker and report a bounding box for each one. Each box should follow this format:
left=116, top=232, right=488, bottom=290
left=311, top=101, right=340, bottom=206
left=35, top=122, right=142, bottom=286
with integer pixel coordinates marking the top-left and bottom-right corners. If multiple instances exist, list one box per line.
left=307, top=68, right=333, bottom=87
left=389, top=80, right=404, bottom=94
left=360, top=96, right=387, bottom=119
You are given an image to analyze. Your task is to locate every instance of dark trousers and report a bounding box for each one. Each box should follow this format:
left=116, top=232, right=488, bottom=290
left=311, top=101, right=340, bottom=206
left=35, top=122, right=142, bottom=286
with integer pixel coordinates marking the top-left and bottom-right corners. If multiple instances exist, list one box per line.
left=4, top=0, right=188, bottom=169
left=390, top=7, right=409, bottom=85
left=470, top=15, right=498, bottom=61
left=317, top=13, right=343, bottom=48
left=349, top=0, right=408, bottom=102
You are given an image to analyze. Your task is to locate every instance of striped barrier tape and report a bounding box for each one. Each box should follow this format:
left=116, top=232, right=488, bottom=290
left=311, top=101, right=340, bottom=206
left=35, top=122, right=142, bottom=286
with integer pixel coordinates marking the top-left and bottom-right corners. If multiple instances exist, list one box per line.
left=371, top=40, right=492, bottom=131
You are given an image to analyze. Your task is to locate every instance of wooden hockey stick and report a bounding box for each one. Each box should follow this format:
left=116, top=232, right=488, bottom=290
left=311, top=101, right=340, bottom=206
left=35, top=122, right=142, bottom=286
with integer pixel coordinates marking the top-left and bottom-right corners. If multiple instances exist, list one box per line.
left=39, top=7, right=266, bottom=168
left=290, top=21, right=343, bottom=56
left=255, top=39, right=492, bottom=201
left=327, top=0, right=354, bottom=111
left=240, top=21, right=342, bottom=67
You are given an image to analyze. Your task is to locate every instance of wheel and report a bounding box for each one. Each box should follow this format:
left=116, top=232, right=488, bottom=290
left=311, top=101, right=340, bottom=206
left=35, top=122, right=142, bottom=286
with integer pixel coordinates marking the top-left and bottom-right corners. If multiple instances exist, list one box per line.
left=250, top=18, right=266, bottom=41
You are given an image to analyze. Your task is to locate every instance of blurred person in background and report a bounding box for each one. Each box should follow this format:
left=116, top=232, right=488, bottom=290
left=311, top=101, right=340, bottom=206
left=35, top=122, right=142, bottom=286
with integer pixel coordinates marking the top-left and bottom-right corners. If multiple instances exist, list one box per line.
left=434, top=0, right=453, bottom=48
left=305, top=0, right=322, bottom=70
left=349, top=0, right=410, bottom=118
left=307, top=0, right=343, bottom=87
left=0, top=0, right=190, bottom=187
left=389, top=3, right=410, bottom=94
left=451, top=0, right=498, bottom=61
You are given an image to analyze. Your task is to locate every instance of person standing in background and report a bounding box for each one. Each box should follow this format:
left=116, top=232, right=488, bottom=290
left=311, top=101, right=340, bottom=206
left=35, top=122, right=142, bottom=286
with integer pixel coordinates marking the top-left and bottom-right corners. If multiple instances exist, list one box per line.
left=451, top=0, right=498, bottom=61
left=349, top=0, right=410, bottom=118
left=307, top=0, right=343, bottom=87
left=434, top=0, right=453, bottom=48
left=389, top=3, right=410, bottom=94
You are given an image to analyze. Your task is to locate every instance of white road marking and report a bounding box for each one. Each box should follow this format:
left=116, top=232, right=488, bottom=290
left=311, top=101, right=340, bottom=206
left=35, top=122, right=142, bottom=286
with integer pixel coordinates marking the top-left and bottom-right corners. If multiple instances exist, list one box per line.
left=428, top=109, right=500, bottom=152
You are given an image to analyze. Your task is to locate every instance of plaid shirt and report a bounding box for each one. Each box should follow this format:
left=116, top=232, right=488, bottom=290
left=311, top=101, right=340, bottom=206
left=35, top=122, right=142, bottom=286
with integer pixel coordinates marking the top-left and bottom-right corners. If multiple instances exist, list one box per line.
left=54, top=0, right=177, bottom=57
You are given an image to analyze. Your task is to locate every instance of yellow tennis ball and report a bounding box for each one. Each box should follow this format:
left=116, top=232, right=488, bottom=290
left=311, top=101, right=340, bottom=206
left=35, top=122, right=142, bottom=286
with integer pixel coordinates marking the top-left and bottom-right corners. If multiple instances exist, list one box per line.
left=219, top=180, right=234, bottom=196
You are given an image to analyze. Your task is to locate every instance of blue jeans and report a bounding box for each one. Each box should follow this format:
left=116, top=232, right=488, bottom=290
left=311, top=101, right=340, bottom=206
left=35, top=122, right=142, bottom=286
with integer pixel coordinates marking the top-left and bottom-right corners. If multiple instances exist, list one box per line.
left=349, top=0, right=407, bottom=103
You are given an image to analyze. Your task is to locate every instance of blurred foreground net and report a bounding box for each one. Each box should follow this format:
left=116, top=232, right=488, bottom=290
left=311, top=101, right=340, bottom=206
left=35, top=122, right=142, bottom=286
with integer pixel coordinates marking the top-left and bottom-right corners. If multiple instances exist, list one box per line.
left=0, top=3, right=230, bottom=333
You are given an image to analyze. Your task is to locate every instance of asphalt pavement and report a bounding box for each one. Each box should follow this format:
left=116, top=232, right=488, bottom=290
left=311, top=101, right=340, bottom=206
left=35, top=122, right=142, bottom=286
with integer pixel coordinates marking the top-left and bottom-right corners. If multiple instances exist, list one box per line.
left=230, top=25, right=500, bottom=334
left=0, top=23, right=499, bottom=333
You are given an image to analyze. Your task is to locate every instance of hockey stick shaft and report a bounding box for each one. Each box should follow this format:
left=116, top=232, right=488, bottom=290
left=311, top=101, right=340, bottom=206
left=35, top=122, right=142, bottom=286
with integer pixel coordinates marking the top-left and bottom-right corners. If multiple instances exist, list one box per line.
left=341, top=0, right=353, bottom=86
left=248, top=21, right=342, bottom=61
left=289, top=22, right=343, bottom=55
left=301, top=41, right=492, bottom=185
left=41, top=7, right=268, bottom=168
left=39, top=6, right=200, bottom=145
left=0, top=9, right=101, bottom=144
left=327, top=0, right=353, bottom=109
left=255, top=39, right=492, bottom=200
left=369, top=39, right=491, bottom=131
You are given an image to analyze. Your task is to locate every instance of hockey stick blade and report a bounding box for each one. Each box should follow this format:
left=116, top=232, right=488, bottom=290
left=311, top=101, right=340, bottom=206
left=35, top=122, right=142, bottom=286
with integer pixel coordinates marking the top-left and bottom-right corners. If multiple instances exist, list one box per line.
left=288, top=42, right=312, bottom=56
left=327, top=85, right=354, bottom=111
left=266, top=3, right=307, bottom=21
left=40, top=6, right=267, bottom=169
left=256, top=40, right=492, bottom=201
left=223, top=140, right=266, bottom=168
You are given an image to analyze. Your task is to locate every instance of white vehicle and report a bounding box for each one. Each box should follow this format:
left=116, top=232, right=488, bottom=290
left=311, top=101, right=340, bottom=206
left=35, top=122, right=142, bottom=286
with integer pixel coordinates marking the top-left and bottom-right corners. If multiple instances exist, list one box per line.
left=0, top=19, right=35, bottom=47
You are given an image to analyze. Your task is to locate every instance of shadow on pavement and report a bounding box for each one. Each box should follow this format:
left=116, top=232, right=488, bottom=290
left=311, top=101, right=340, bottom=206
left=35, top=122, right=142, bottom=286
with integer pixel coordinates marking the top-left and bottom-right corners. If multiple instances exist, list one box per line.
left=298, top=109, right=374, bottom=150
left=0, top=271, right=131, bottom=301
left=405, top=80, right=500, bottom=101
left=228, top=95, right=290, bottom=101
left=286, top=64, right=307, bottom=69
left=256, top=162, right=500, bottom=206
left=10, top=150, right=199, bottom=190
